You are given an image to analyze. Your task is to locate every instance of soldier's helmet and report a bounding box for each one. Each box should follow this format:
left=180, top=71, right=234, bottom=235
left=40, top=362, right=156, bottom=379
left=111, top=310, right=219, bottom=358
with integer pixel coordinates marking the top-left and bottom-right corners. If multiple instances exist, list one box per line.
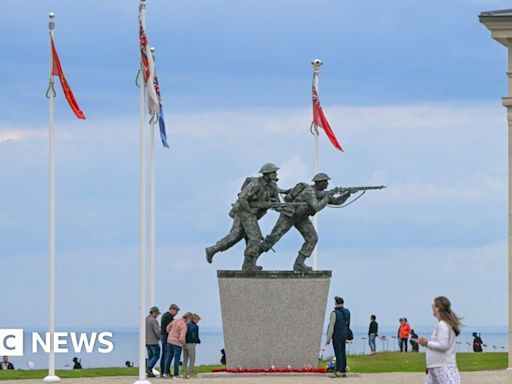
left=312, top=172, right=331, bottom=182
left=259, top=163, right=279, bottom=174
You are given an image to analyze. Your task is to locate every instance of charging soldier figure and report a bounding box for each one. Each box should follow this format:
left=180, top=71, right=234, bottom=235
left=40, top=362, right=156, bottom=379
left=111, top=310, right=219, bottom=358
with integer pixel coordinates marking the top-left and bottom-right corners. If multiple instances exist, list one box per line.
left=206, top=163, right=281, bottom=271
left=260, top=173, right=350, bottom=272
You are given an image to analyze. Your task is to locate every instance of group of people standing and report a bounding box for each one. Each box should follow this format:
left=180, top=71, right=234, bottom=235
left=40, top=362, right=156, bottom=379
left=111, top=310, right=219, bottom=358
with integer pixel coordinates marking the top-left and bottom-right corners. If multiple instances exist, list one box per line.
left=327, top=296, right=463, bottom=384
left=146, top=304, right=201, bottom=379
left=364, top=316, right=418, bottom=355
left=397, top=317, right=420, bottom=352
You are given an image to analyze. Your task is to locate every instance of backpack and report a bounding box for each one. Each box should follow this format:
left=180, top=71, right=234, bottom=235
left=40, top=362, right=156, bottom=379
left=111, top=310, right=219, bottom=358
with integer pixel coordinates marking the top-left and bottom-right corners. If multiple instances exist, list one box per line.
left=229, top=177, right=260, bottom=218
left=284, top=182, right=308, bottom=202
left=240, top=176, right=258, bottom=192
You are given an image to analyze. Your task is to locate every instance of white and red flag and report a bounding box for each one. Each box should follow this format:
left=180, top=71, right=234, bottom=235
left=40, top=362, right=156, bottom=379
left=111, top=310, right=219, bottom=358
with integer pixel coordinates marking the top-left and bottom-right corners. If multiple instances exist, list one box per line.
left=312, top=85, right=342, bottom=151
left=50, top=35, right=85, bottom=119
left=139, top=20, right=159, bottom=115
left=139, top=20, right=168, bottom=147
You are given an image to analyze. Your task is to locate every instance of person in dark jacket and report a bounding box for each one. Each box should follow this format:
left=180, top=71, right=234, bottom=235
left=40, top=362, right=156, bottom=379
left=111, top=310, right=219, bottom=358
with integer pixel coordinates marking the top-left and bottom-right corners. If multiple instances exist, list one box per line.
left=472, top=332, right=483, bottom=352
left=0, top=356, right=14, bottom=370
left=326, top=296, right=351, bottom=378
left=160, top=304, right=180, bottom=377
left=182, top=313, right=201, bottom=378
left=368, top=315, right=378, bottom=354
left=409, top=329, right=419, bottom=352
left=72, top=357, right=82, bottom=369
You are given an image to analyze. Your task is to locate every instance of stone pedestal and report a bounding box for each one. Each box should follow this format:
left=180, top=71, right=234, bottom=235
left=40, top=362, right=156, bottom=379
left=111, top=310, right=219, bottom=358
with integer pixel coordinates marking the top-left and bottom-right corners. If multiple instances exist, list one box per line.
left=217, top=270, right=331, bottom=369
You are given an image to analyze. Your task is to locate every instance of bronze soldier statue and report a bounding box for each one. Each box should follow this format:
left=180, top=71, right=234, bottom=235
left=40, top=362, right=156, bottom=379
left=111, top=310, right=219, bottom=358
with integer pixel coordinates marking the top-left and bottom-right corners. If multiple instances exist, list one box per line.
left=259, top=172, right=351, bottom=272
left=206, top=163, right=281, bottom=271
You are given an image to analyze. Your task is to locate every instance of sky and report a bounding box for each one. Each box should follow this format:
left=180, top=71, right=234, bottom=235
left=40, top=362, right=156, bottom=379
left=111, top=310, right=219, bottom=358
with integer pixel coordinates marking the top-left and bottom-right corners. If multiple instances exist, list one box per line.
left=0, top=0, right=510, bottom=332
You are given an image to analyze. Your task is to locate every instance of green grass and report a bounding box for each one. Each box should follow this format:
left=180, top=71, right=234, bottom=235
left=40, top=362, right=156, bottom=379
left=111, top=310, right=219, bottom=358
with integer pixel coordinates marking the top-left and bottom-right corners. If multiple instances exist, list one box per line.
left=324, top=352, right=508, bottom=373
left=0, top=365, right=223, bottom=381
left=0, top=353, right=507, bottom=380
left=0, top=367, right=138, bottom=380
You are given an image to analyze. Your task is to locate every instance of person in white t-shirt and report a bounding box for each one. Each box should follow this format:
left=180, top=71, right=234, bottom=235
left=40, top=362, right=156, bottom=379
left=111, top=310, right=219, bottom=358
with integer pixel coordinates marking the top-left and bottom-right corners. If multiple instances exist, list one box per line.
left=415, top=296, right=462, bottom=384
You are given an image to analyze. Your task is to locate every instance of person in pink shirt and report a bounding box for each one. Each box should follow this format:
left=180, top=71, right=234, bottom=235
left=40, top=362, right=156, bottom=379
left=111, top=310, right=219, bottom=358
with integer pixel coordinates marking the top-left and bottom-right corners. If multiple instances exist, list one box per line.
left=164, top=312, right=192, bottom=378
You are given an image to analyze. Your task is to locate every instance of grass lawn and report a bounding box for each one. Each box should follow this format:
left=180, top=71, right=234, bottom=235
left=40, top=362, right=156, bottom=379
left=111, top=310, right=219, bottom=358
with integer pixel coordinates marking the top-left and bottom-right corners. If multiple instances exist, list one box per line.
left=0, top=365, right=222, bottom=381
left=0, top=353, right=506, bottom=380
left=337, top=352, right=507, bottom=373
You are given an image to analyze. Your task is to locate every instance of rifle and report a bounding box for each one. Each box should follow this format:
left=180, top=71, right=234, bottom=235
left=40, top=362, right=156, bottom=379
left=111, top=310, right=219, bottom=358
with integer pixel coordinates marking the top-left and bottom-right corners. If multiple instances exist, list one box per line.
left=250, top=201, right=306, bottom=217
left=332, top=185, right=386, bottom=194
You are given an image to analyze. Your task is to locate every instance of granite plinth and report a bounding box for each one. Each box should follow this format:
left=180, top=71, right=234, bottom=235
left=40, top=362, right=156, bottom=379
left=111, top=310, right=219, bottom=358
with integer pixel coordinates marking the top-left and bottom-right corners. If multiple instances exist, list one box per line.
left=218, top=270, right=331, bottom=370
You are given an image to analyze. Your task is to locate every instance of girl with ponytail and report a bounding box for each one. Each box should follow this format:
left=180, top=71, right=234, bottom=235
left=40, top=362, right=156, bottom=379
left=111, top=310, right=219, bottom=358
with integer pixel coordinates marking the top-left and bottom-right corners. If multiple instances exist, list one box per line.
left=416, top=296, right=462, bottom=384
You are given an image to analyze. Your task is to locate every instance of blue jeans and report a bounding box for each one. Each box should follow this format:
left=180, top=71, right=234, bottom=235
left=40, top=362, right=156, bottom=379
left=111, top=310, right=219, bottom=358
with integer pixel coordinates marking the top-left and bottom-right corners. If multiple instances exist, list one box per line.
left=368, top=333, right=377, bottom=353
left=332, top=338, right=347, bottom=373
left=168, top=344, right=183, bottom=376
left=160, top=336, right=169, bottom=375
left=146, top=344, right=160, bottom=371
left=399, top=338, right=408, bottom=352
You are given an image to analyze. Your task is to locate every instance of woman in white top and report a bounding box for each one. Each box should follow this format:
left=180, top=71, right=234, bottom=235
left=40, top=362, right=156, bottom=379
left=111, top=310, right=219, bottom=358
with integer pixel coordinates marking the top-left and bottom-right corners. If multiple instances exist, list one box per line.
left=416, top=296, right=462, bottom=384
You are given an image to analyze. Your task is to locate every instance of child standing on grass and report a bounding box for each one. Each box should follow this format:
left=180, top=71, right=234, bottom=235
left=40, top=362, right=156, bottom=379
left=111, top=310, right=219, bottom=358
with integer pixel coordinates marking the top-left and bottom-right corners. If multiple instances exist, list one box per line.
left=183, top=313, right=201, bottom=378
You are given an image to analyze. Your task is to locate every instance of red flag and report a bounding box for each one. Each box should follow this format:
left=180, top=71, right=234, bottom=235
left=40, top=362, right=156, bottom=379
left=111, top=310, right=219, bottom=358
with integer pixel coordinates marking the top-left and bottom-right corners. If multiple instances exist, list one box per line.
left=312, top=87, right=342, bottom=151
left=51, top=36, right=85, bottom=119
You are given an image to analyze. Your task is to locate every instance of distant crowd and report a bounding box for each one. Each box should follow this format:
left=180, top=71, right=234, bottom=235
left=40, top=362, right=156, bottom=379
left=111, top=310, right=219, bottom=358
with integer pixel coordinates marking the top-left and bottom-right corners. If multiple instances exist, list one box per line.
left=145, top=304, right=201, bottom=379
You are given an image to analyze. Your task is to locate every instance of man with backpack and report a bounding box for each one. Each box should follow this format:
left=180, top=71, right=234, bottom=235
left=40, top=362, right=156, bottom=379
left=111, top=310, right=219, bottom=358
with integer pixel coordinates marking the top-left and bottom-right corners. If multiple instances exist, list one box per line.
left=205, top=163, right=281, bottom=271
left=259, top=172, right=350, bottom=272
left=326, top=296, right=351, bottom=378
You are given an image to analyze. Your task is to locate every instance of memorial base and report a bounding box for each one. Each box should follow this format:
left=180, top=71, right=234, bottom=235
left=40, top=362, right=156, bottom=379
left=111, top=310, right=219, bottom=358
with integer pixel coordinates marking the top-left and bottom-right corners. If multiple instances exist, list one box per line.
left=217, top=270, right=331, bottom=370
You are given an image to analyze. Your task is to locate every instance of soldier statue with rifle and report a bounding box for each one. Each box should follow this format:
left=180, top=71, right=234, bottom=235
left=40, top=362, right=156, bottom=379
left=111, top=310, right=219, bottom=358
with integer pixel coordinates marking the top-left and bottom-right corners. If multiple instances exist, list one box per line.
left=206, top=165, right=385, bottom=272
left=206, top=163, right=294, bottom=271
left=259, top=172, right=385, bottom=272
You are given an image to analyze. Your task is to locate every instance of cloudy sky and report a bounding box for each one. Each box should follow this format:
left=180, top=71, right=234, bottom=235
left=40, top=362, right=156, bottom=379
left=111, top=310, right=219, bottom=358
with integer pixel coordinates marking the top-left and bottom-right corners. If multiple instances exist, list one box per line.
left=0, top=0, right=510, bottom=331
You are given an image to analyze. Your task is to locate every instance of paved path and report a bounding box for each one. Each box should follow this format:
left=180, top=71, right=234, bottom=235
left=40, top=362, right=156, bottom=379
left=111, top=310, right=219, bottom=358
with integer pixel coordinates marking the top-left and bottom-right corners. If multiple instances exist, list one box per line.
left=0, top=371, right=510, bottom=384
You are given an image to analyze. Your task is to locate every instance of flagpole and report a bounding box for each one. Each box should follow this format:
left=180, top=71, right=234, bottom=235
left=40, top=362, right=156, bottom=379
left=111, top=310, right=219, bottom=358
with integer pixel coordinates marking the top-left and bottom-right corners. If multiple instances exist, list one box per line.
left=149, top=63, right=156, bottom=308
left=136, top=1, right=150, bottom=383
left=43, top=12, right=60, bottom=384
left=149, top=116, right=156, bottom=307
left=311, top=59, right=322, bottom=271
left=149, top=47, right=156, bottom=308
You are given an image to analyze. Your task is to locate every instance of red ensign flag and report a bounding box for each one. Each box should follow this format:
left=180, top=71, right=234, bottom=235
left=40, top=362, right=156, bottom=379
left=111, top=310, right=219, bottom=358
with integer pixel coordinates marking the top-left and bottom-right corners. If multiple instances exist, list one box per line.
left=312, top=87, right=342, bottom=151
left=51, top=36, right=85, bottom=119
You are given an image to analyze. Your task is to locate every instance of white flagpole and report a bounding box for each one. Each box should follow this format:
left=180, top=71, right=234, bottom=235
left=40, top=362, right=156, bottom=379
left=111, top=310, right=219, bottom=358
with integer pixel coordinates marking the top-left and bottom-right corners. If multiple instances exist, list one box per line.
left=311, top=59, right=323, bottom=271
left=149, top=47, right=156, bottom=308
left=136, top=1, right=150, bottom=383
left=43, top=12, right=60, bottom=384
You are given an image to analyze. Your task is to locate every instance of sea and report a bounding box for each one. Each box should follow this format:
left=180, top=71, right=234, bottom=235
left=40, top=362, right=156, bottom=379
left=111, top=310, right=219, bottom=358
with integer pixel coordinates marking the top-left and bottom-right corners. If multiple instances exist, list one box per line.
left=14, top=326, right=508, bottom=370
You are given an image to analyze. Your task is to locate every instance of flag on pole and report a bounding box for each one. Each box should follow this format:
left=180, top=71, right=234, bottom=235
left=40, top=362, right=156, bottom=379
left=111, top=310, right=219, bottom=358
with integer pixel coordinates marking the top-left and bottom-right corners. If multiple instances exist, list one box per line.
left=153, top=69, right=169, bottom=148
left=50, top=35, right=85, bottom=119
left=312, top=86, right=342, bottom=151
left=139, top=20, right=169, bottom=148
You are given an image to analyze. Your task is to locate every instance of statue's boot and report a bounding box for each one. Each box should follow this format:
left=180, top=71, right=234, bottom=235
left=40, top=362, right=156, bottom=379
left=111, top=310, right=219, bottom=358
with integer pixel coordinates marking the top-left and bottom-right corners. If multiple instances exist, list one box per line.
left=259, top=239, right=271, bottom=254
left=205, top=244, right=221, bottom=264
left=253, top=239, right=271, bottom=267
left=293, top=252, right=313, bottom=272
left=252, top=254, right=263, bottom=271
left=241, top=255, right=263, bottom=271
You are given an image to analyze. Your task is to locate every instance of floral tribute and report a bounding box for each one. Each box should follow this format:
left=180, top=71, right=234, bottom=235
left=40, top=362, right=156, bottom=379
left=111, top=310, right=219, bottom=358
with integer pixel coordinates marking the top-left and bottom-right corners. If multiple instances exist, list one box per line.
left=211, top=363, right=327, bottom=374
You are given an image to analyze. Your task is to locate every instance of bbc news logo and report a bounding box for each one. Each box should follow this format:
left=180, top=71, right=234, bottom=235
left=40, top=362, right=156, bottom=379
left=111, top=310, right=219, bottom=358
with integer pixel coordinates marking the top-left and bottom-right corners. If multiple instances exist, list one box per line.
left=0, top=329, right=23, bottom=356
left=0, top=329, right=114, bottom=356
